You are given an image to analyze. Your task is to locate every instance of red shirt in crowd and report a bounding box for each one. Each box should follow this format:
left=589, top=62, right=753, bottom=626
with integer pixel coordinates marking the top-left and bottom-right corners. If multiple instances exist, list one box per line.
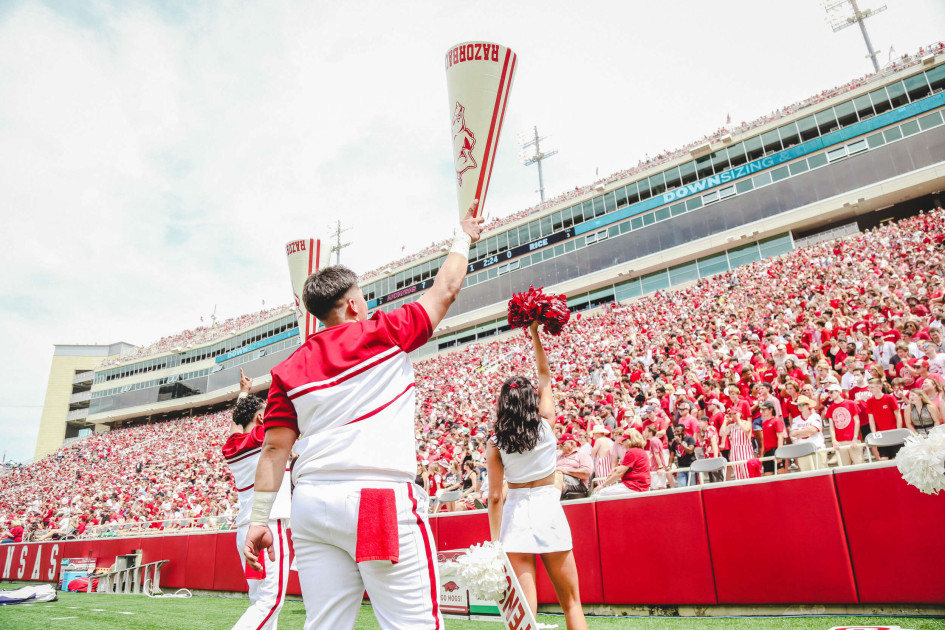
left=825, top=399, right=860, bottom=442
left=761, top=416, right=785, bottom=452
left=865, top=394, right=901, bottom=431
left=619, top=448, right=651, bottom=492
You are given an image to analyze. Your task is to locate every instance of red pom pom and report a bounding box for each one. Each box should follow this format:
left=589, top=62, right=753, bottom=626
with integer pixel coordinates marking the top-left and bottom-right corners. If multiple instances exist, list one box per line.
left=507, top=286, right=570, bottom=336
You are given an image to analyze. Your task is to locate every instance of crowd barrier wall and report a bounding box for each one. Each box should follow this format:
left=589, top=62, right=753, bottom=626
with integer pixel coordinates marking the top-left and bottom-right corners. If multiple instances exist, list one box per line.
left=2, top=462, right=942, bottom=606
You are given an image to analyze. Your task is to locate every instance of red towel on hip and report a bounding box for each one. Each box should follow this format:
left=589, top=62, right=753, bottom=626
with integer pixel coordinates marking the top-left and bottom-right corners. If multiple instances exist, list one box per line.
left=244, top=554, right=265, bottom=580
left=355, top=488, right=399, bottom=564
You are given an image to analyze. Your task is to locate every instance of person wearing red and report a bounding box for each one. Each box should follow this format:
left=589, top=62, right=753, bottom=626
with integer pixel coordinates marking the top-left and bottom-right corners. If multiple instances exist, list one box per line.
left=759, top=402, right=785, bottom=475
left=596, top=429, right=651, bottom=495
left=865, top=378, right=904, bottom=460
left=697, top=415, right=723, bottom=482
left=825, top=384, right=864, bottom=466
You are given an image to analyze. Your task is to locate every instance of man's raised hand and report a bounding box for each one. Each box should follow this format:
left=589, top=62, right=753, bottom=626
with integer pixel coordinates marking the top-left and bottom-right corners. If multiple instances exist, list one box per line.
left=240, top=368, right=253, bottom=394
left=461, top=199, right=485, bottom=243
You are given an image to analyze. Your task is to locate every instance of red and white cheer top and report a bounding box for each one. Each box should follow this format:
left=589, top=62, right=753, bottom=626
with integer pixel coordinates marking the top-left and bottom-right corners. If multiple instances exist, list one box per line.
left=222, top=425, right=292, bottom=527
left=264, top=302, right=433, bottom=484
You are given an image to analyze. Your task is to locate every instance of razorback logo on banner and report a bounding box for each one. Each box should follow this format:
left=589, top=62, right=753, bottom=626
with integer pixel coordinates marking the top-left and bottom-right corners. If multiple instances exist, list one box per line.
left=452, top=102, right=477, bottom=185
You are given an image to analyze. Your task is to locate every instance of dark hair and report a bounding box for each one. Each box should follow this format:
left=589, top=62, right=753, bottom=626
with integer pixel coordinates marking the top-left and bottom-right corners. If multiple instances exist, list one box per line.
left=493, top=376, right=542, bottom=454
left=302, top=266, right=358, bottom=320
left=233, top=395, right=265, bottom=429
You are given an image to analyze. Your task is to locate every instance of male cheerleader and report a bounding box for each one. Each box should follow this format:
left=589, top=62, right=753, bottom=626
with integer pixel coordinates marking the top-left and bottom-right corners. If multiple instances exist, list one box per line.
left=224, top=369, right=292, bottom=629
left=245, top=202, right=483, bottom=629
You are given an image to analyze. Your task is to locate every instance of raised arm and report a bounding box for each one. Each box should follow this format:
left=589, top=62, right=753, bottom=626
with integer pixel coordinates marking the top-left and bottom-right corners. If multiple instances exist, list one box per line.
left=417, top=201, right=484, bottom=330
left=530, top=321, right=555, bottom=420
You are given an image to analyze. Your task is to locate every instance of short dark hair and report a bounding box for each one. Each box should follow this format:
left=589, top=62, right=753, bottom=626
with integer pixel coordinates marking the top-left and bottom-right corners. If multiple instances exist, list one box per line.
left=233, top=395, right=265, bottom=429
left=302, top=266, right=358, bottom=321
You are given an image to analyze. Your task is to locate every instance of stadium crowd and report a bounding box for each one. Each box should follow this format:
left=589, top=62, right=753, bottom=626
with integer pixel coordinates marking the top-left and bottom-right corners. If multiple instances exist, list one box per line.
left=357, top=41, right=944, bottom=284
left=3, top=206, right=944, bottom=537
left=98, top=306, right=292, bottom=368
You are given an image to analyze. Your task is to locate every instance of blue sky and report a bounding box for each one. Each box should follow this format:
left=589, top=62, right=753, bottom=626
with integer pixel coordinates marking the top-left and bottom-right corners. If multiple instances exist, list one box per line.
left=1, top=0, right=944, bottom=462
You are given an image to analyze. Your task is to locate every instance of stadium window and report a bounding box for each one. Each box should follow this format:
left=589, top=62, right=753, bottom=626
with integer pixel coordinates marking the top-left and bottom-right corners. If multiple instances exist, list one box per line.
left=586, top=233, right=597, bottom=245
left=663, top=166, right=681, bottom=191
left=807, top=152, right=829, bottom=168
left=654, top=207, right=671, bottom=221
left=648, top=172, right=666, bottom=197
left=603, top=191, right=616, bottom=213
left=542, top=249, right=554, bottom=261
left=883, top=126, right=903, bottom=143
left=497, top=264, right=508, bottom=275
left=869, top=87, right=892, bottom=115
left=509, top=260, right=520, bottom=271
left=727, top=142, right=747, bottom=168
left=685, top=196, right=703, bottom=211
left=540, top=216, right=553, bottom=235
left=886, top=81, right=909, bottom=108
left=852, top=94, right=874, bottom=121
left=744, top=135, right=764, bottom=161
left=517, top=225, right=530, bottom=245
left=719, top=185, right=736, bottom=200
left=703, top=190, right=719, bottom=205
left=761, top=129, right=782, bottom=155
left=554, top=244, right=564, bottom=256
left=847, top=139, right=868, bottom=155
left=826, top=147, right=847, bottom=162
left=529, top=253, right=542, bottom=265
left=625, top=181, right=640, bottom=205
left=598, top=229, right=609, bottom=241
left=619, top=220, right=632, bottom=233
left=669, top=261, right=699, bottom=286
left=631, top=216, right=643, bottom=230
left=551, top=211, right=563, bottom=232
left=697, top=252, right=729, bottom=277
left=564, top=240, right=576, bottom=253
left=614, top=277, right=642, bottom=301
left=615, top=186, right=628, bottom=208
left=771, top=165, right=790, bottom=182
left=778, top=122, right=800, bottom=148
left=678, top=160, right=697, bottom=185
left=735, top=178, right=754, bottom=194
left=695, top=154, right=713, bottom=179
left=641, top=270, right=669, bottom=295
left=580, top=201, right=594, bottom=223
left=752, top=171, right=773, bottom=188
left=670, top=202, right=687, bottom=217
left=727, top=242, right=761, bottom=267
left=528, top=221, right=541, bottom=241
left=710, top=148, right=729, bottom=173
left=637, top=180, right=652, bottom=201
left=900, top=119, right=920, bottom=137
left=814, top=108, right=837, bottom=136
left=642, top=212, right=655, bottom=226
left=591, top=196, right=606, bottom=218
left=834, top=100, right=858, bottom=127
left=759, top=233, right=794, bottom=258
left=925, top=64, right=945, bottom=93
left=919, top=111, right=943, bottom=131
left=796, top=115, right=818, bottom=142
left=789, top=160, right=809, bottom=176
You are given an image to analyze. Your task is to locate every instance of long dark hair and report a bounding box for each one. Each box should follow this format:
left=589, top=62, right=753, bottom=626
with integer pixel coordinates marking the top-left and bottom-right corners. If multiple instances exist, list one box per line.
left=493, top=376, right=542, bottom=454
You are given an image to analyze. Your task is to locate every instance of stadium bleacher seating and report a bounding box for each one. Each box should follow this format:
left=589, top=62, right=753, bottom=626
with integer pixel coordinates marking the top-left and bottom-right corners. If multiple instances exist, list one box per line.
left=4, top=205, right=945, bottom=537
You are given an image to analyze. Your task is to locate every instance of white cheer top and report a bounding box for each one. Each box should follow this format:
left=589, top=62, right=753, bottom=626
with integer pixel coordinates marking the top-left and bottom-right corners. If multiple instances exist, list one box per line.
left=493, top=420, right=557, bottom=483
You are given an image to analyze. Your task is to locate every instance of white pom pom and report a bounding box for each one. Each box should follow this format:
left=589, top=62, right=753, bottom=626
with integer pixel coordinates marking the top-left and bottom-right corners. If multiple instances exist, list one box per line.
left=896, top=426, right=945, bottom=495
left=456, top=541, right=508, bottom=603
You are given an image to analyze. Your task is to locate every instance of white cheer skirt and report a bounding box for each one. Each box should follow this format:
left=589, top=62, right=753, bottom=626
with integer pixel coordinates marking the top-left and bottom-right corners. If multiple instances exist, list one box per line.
left=499, top=485, right=572, bottom=554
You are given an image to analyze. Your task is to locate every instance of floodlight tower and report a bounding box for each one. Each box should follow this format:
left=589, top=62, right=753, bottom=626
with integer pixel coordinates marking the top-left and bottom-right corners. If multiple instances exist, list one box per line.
left=823, top=0, right=888, bottom=73
left=519, top=126, right=558, bottom=204
left=328, top=220, right=352, bottom=265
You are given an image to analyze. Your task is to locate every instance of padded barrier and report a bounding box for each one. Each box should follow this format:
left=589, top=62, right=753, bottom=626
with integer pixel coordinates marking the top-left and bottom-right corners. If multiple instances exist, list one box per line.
left=834, top=462, right=945, bottom=604
left=702, top=470, right=858, bottom=604
left=1, top=465, right=941, bottom=606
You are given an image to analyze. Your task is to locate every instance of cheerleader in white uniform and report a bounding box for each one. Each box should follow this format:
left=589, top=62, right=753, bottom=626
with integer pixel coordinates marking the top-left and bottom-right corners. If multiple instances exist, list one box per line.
left=486, top=321, right=588, bottom=630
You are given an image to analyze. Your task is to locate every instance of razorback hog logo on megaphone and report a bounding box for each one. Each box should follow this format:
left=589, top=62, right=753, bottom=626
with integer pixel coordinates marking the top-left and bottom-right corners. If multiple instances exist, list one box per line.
left=444, top=41, right=517, bottom=220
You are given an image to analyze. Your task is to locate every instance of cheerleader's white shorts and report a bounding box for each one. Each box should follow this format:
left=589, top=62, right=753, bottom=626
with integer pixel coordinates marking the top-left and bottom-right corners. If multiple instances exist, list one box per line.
left=499, top=485, right=573, bottom=554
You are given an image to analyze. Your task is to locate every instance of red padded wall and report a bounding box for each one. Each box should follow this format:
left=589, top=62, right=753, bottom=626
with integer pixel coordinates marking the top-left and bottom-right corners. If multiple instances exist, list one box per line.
left=703, top=473, right=857, bottom=604
left=435, top=512, right=490, bottom=552
left=835, top=463, right=945, bottom=603
left=596, top=489, right=716, bottom=604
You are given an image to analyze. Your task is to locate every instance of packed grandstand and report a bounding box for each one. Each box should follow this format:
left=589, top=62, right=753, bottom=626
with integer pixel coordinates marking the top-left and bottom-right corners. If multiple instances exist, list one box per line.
left=3, top=205, right=944, bottom=542
left=86, top=39, right=944, bottom=375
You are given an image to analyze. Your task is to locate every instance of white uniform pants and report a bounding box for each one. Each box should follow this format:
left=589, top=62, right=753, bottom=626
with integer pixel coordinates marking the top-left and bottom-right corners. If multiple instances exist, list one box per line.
left=291, top=480, right=443, bottom=630
left=233, top=519, right=290, bottom=630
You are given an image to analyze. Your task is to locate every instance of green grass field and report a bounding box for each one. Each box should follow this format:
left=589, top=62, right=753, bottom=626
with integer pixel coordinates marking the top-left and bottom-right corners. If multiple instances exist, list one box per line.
left=1, top=589, right=942, bottom=630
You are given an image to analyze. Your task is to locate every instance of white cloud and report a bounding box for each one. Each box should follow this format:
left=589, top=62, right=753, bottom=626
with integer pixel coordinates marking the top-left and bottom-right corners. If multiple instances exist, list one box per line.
left=1, top=0, right=943, bottom=461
